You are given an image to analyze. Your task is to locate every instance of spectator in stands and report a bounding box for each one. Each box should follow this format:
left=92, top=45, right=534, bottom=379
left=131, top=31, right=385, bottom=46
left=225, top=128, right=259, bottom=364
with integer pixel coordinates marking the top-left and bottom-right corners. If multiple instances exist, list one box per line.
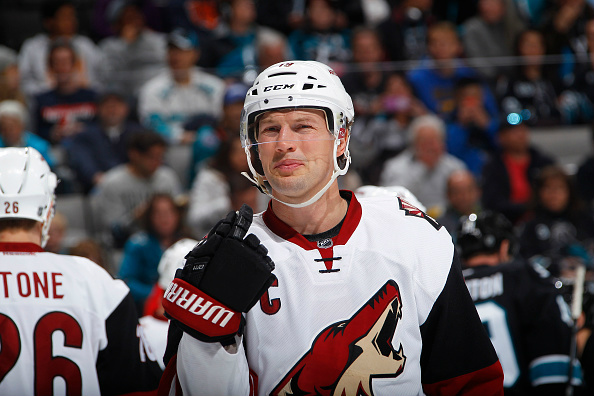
left=187, top=135, right=266, bottom=238
left=165, top=0, right=220, bottom=40
left=32, top=40, right=98, bottom=144
left=432, top=0, right=480, bottom=25
left=541, top=0, right=594, bottom=67
left=0, top=46, right=26, bottom=105
left=509, top=0, right=551, bottom=27
left=91, top=130, right=183, bottom=248
left=496, top=29, right=565, bottom=127
left=118, top=193, right=193, bottom=315
left=350, top=72, right=428, bottom=185
left=258, top=0, right=365, bottom=34
left=377, top=0, right=436, bottom=62
left=99, top=0, right=167, bottom=98
left=67, top=92, right=144, bottom=193
left=188, top=82, right=248, bottom=186
left=0, top=100, right=55, bottom=168
left=342, top=27, right=389, bottom=121
left=518, top=164, right=594, bottom=277
left=437, top=169, right=483, bottom=238
left=92, top=0, right=167, bottom=40
left=18, top=0, right=103, bottom=98
left=576, top=126, right=594, bottom=208
left=461, top=0, right=524, bottom=83
left=69, top=238, right=109, bottom=272
left=137, top=28, right=225, bottom=144
left=198, top=0, right=286, bottom=80
left=341, top=26, right=391, bottom=183
left=407, top=21, right=499, bottom=120
left=481, top=115, right=555, bottom=224
left=255, top=0, right=306, bottom=36
left=288, top=0, right=351, bottom=67
left=446, top=77, right=500, bottom=177
left=569, top=17, right=594, bottom=115
left=379, top=114, right=466, bottom=218
left=254, top=28, right=291, bottom=74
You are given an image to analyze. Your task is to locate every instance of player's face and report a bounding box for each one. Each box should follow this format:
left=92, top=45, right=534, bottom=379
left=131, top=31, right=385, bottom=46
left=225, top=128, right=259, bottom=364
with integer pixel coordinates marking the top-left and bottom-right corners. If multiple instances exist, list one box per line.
left=256, top=108, right=342, bottom=204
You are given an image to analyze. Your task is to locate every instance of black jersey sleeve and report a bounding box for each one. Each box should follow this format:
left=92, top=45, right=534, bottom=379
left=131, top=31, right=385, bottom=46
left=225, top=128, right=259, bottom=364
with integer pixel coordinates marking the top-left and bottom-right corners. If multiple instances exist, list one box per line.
left=420, top=252, right=504, bottom=396
left=96, top=292, right=163, bottom=395
left=517, top=263, right=579, bottom=393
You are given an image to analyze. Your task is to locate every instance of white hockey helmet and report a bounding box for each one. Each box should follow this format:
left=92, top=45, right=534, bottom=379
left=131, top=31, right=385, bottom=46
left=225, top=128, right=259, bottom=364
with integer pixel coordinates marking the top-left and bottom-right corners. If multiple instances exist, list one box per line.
left=0, top=147, right=58, bottom=247
left=240, top=60, right=355, bottom=208
left=157, top=238, right=199, bottom=290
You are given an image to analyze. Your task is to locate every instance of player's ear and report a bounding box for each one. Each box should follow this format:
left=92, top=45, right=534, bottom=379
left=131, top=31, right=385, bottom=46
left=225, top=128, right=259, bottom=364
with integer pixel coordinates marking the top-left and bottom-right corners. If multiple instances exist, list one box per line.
left=499, top=240, right=510, bottom=262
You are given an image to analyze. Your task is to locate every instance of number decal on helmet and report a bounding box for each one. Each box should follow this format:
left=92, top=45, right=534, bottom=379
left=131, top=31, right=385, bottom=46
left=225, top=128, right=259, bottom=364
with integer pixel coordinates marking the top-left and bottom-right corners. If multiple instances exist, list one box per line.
left=3, top=201, right=19, bottom=214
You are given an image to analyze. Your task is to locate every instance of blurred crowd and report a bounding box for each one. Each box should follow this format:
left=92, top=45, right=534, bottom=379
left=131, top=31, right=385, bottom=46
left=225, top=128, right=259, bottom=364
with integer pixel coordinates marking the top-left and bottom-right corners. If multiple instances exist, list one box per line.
left=1, top=0, right=594, bottom=325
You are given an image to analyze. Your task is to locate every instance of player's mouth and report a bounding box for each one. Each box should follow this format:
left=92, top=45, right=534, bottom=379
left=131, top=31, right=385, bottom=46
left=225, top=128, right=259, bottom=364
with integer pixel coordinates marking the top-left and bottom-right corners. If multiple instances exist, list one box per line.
left=274, top=159, right=304, bottom=173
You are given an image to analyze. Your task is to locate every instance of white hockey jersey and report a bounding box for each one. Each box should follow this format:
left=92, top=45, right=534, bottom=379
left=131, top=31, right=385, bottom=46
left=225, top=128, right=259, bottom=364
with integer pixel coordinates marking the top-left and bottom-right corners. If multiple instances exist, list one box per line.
left=0, top=242, right=162, bottom=396
left=162, top=192, right=503, bottom=396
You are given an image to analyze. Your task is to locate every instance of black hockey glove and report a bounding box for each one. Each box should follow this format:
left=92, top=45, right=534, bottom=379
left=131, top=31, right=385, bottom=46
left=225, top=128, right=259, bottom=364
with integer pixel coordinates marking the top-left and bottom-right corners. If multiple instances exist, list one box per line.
left=162, top=204, right=275, bottom=344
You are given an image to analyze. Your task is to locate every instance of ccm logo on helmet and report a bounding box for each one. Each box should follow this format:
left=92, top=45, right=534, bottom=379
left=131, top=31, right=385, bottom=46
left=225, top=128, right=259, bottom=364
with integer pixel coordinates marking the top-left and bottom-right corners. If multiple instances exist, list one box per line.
left=264, top=84, right=295, bottom=92
left=163, top=279, right=236, bottom=328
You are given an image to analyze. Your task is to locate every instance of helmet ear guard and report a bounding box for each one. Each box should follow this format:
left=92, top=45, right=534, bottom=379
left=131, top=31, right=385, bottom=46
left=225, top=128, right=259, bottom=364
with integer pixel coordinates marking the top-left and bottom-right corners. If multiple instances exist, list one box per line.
left=239, top=61, right=355, bottom=208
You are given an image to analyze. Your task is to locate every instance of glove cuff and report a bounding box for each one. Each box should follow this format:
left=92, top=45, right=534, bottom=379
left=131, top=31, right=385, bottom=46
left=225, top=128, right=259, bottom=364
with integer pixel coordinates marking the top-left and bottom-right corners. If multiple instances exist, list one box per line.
left=163, top=279, right=241, bottom=342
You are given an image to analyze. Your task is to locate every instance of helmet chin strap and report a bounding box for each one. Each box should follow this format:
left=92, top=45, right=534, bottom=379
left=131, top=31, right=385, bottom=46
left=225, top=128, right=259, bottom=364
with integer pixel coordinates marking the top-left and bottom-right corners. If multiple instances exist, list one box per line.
left=242, top=138, right=349, bottom=208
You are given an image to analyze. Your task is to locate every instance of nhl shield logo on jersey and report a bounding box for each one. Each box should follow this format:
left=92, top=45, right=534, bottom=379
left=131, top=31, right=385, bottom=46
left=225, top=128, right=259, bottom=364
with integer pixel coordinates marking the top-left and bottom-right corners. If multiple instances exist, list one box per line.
left=317, top=238, right=333, bottom=249
left=271, top=280, right=406, bottom=396
left=398, top=198, right=441, bottom=231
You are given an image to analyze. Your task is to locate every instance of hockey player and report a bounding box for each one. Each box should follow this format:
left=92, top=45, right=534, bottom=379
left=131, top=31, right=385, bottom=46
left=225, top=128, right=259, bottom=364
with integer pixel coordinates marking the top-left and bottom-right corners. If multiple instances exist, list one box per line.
left=456, top=211, right=583, bottom=395
left=0, top=147, right=162, bottom=395
left=159, top=60, right=504, bottom=395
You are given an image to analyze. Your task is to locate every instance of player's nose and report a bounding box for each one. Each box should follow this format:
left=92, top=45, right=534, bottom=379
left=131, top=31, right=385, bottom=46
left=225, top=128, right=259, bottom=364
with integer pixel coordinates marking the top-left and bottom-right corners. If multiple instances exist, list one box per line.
left=274, top=126, right=297, bottom=151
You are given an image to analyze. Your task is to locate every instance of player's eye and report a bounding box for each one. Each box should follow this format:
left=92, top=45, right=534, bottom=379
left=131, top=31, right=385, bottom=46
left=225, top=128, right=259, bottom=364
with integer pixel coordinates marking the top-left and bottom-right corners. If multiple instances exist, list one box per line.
left=295, top=123, right=315, bottom=132
left=260, top=126, right=279, bottom=134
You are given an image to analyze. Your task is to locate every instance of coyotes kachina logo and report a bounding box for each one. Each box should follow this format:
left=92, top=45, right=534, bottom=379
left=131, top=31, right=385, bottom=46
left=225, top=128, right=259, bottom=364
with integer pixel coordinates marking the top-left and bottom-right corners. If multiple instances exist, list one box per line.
left=271, top=280, right=406, bottom=396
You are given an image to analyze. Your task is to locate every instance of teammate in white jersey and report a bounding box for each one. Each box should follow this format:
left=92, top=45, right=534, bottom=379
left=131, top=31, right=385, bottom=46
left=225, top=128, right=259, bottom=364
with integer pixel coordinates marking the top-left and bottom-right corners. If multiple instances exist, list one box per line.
left=159, top=60, right=504, bottom=395
left=0, top=147, right=162, bottom=396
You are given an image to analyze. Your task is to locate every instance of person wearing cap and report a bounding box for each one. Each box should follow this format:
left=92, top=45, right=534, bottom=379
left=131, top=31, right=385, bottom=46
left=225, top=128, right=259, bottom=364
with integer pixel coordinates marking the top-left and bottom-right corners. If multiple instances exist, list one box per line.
left=0, top=100, right=55, bottom=168
left=481, top=113, right=555, bottom=224
left=99, top=0, right=167, bottom=97
left=137, top=27, right=225, bottom=145
left=66, top=91, right=144, bottom=193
